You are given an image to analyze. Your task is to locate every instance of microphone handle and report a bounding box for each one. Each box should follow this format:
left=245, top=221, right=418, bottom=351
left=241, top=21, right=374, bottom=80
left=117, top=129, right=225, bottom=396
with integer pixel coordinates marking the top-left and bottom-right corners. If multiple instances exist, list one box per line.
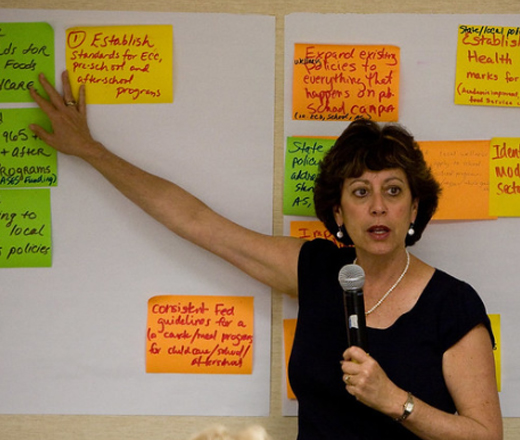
left=343, top=289, right=369, bottom=351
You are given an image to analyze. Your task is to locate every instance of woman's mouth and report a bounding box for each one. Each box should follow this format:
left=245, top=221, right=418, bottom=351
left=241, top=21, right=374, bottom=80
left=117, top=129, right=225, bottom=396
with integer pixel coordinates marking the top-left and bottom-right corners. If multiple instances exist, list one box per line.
left=368, top=225, right=390, bottom=239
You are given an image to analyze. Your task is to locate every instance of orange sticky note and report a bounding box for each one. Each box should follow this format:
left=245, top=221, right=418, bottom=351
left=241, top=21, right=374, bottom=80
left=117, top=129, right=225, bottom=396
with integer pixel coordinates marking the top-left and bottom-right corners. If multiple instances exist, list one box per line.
left=489, top=138, right=520, bottom=217
left=455, top=25, right=520, bottom=107
left=419, top=140, right=494, bottom=220
left=146, top=295, right=254, bottom=374
left=292, top=43, right=399, bottom=122
left=290, top=220, right=343, bottom=247
left=283, top=319, right=297, bottom=399
left=66, top=25, right=173, bottom=104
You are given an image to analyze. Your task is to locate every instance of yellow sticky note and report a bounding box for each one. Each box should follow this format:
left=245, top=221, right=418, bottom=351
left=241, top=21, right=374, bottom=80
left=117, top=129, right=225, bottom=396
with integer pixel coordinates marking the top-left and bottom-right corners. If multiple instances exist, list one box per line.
left=146, top=295, right=254, bottom=374
left=419, top=140, right=494, bottom=220
left=488, top=314, right=501, bottom=392
left=293, top=44, right=399, bottom=122
left=66, top=25, right=173, bottom=104
left=283, top=319, right=297, bottom=400
left=455, top=25, right=520, bottom=107
left=489, top=137, right=520, bottom=216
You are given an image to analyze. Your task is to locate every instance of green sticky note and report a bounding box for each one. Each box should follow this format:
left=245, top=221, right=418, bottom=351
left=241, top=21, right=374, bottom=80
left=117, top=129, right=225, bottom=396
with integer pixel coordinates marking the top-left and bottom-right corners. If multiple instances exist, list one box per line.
left=0, top=22, right=55, bottom=103
left=283, top=137, right=335, bottom=216
left=0, top=108, right=56, bottom=188
left=0, top=188, right=52, bottom=268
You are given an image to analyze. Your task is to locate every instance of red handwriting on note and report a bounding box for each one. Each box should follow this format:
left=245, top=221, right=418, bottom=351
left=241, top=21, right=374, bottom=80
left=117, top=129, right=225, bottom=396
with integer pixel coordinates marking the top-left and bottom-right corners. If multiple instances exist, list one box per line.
left=455, top=25, right=520, bottom=107
left=292, top=44, right=400, bottom=122
left=489, top=137, right=520, bottom=216
left=65, top=25, right=173, bottom=104
left=146, top=295, right=254, bottom=374
left=290, top=220, right=344, bottom=247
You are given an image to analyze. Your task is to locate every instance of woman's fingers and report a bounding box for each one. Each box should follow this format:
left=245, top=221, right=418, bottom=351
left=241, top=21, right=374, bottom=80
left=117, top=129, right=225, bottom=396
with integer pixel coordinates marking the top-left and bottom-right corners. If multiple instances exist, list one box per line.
left=28, top=121, right=52, bottom=145
left=38, top=73, right=66, bottom=109
left=29, top=81, right=54, bottom=115
left=61, top=70, right=78, bottom=107
left=78, top=83, right=86, bottom=115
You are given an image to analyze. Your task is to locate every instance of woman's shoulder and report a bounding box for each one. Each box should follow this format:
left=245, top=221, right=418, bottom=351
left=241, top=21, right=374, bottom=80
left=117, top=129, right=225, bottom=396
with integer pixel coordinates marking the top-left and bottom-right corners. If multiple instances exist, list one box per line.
left=421, top=267, right=488, bottom=320
left=425, top=268, right=494, bottom=350
left=409, top=257, right=484, bottom=316
left=300, top=238, right=355, bottom=266
left=428, top=268, right=478, bottom=295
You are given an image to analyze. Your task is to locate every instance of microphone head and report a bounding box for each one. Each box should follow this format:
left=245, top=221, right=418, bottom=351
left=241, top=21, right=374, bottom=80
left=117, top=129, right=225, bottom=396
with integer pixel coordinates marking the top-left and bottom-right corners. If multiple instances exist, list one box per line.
left=338, top=264, right=365, bottom=291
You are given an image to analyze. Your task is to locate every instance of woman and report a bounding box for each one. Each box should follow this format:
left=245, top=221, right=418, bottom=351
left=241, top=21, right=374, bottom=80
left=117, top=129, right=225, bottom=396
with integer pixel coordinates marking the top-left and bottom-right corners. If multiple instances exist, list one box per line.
left=30, top=72, right=502, bottom=440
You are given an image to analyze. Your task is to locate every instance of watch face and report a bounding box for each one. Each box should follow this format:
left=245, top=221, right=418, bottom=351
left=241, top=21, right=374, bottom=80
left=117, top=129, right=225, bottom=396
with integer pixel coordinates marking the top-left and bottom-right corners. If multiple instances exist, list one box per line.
left=395, top=393, right=414, bottom=422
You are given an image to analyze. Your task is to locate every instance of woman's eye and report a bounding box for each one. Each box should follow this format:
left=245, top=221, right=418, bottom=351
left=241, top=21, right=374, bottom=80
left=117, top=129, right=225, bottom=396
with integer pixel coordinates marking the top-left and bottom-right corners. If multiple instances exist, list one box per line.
left=353, top=188, right=368, bottom=197
left=388, top=186, right=401, bottom=196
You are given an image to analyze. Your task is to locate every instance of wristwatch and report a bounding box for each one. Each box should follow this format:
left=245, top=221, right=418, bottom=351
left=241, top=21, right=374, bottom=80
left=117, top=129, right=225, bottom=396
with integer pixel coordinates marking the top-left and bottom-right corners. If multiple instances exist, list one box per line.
left=394, top=392, right=414, bottom=423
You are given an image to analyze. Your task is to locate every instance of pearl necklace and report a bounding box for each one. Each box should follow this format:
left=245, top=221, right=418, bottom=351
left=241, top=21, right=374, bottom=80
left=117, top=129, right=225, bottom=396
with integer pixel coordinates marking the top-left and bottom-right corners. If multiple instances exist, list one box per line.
left=354, top=249, right=410, bottom=316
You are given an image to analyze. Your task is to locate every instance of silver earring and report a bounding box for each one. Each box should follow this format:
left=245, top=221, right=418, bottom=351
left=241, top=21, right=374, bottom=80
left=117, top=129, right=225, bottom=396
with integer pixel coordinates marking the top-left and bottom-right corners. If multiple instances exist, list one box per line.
left=408, top=223, right=415, bottom=236
left=336, top=226, right=344, bottom=239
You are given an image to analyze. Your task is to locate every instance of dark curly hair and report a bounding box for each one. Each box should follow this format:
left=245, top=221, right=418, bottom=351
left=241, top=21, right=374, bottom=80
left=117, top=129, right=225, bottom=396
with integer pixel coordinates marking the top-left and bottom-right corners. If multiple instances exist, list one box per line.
left=313, top=119, right=441, bottom=246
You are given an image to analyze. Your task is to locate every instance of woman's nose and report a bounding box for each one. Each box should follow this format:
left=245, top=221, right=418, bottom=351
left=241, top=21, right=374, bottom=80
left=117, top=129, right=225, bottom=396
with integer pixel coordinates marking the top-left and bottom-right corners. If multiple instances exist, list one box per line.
left=370, top=193, right=387, bottom=215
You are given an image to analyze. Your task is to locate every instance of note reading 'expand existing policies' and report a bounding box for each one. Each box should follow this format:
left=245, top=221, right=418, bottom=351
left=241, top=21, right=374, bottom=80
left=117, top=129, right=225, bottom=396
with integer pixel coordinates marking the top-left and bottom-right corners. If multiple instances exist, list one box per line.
left=292, top=44, right=400, bottom=122
left=66, top=25, right=173, bottom=104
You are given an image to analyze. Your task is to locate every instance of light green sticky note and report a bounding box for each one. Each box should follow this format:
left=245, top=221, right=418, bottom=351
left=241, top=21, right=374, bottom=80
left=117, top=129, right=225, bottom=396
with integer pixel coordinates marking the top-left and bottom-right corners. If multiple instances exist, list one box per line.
left=0, top=22, right=55, bottom=103
left=0, top=108, right=56, bottom=188
left=283, top=137, right=335, bottom=216
left=0, top=188, right=52, bottom=268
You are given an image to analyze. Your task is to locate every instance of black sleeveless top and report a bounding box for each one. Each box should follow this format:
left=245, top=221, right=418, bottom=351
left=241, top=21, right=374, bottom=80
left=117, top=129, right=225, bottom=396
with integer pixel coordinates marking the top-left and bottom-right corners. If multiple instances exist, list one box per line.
left=289, top=239, right=494, bottom=440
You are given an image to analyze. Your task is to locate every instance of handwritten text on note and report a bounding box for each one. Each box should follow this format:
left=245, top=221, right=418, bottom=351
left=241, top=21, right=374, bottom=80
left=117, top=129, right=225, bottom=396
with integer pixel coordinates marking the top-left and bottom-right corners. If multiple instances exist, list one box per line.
left=292, top=44, right=400, bottom=122
left=489, top=137, right=520, bottom=216
left=0, top=108, right=56, bottom=188
left=290, top=220, right=343, bottom=246
left=146, top=295, right=254, bottom=374
left=455, top=25, right=520, bottom=107
left=420, top=140, right=492, bottom=220
left=0, top=188, right=52, bottom=268
left=0, top=22, right=55, bottom=103
left=66, top=25, right=173, bottom=104
left=283, top=136, right=335, bottom=216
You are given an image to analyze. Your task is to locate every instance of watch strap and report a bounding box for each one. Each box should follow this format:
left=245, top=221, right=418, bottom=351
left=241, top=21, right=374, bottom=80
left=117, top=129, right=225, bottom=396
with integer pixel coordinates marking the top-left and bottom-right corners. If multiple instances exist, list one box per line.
left=394, top=392, right=414, bottom=423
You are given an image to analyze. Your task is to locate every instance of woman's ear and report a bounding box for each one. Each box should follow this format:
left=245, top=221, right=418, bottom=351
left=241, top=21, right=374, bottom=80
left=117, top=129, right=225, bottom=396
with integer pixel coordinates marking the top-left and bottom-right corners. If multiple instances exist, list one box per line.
left=411, top=198, right=419, bottom=223
left=333, top=204, right=343, bottom=227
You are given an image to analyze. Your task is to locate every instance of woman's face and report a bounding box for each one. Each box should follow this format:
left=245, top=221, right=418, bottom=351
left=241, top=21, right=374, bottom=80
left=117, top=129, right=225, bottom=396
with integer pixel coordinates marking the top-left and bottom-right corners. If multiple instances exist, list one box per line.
left=333, top=168, right=418, bottom=257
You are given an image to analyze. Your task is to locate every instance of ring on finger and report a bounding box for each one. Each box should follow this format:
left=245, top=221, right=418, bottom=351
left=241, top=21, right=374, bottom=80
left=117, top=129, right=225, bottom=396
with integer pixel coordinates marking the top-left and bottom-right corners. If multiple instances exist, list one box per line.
left=343, top=375, right=350, bottom=385
left=65, top=100, right=77, bottom=106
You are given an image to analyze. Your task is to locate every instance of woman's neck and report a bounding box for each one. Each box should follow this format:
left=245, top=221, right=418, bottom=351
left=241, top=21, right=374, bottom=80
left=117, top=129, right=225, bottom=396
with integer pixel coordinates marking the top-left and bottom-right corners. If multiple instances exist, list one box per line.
left=354, top=248, right=409, bottom=280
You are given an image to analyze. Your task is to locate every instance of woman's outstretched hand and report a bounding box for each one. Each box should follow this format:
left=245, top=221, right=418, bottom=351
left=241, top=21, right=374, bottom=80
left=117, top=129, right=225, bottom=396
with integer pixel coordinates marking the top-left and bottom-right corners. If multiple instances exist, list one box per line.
left=29, top=71, right=100, bottom=159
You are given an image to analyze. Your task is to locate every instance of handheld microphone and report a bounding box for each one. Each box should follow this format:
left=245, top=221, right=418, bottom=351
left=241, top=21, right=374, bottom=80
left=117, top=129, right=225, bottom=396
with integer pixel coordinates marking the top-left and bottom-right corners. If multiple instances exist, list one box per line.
left=338, top=264, right=369, bottom=351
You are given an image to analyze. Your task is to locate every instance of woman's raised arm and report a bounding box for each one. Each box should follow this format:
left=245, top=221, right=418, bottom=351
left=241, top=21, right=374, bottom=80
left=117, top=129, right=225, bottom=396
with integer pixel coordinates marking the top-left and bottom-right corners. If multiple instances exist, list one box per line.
left=30, top=71, right=303, bottom=296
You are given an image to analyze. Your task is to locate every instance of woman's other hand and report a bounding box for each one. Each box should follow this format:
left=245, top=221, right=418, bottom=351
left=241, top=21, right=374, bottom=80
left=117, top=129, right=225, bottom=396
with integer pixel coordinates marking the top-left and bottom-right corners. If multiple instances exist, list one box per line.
left=341, top=345, right=407, bottom=418
left=29, top=71, right=101, bottom=159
